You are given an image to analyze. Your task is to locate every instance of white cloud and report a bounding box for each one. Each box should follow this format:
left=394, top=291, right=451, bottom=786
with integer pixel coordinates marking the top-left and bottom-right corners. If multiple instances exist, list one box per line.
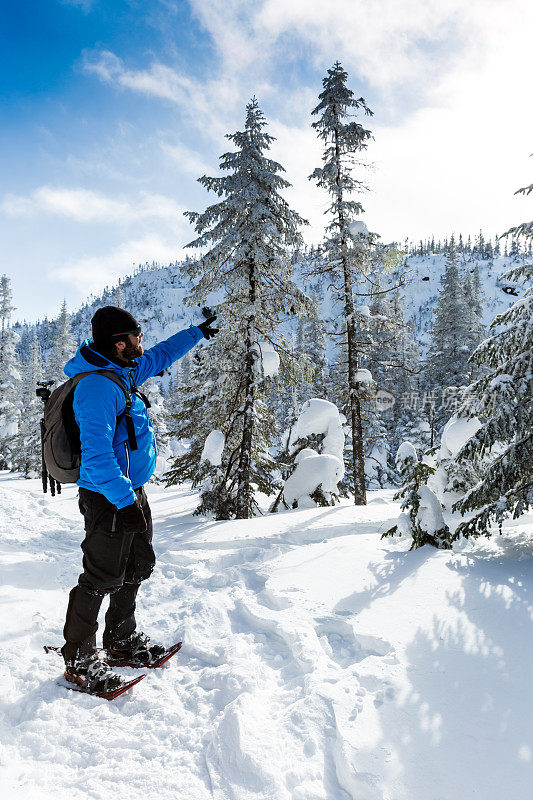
left=75, top=0, right=533, bottom=245
left=188, top=0, right=522, bottom=96
left=82, top=50, right=241, bottom=142
left=160, top=141, right=213, bottom=178
left=49, top=234, right=186, bottom=293
left=1, top=187, right=185, bottom=224
left=188, top=0, right=267, bottom=72
left=268, top=120, right=325, bottom=238
left=363, top=0, right=533, bottom=241
left=83, top=50, right=195, bottom=105
left=81, top=0, right=532, bottom=115
left=11, top=1, right=533, bottom=324
left=190, top=0, right=532, bottom=242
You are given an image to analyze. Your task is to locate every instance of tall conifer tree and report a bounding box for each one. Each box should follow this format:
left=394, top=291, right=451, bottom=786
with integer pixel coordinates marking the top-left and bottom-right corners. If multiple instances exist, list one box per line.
left=47, top=300, right=76, bottom=383
left=178, top=98, right=309, bottom=519
left=10, top=335, right=43, bottom=477
left=425, top=237, right=480, bottom=429
left=0, top=276, right=21, bottom=467
left=0, top=275, right=15, bottom=345
left=308, top=61, right=374, bottom=504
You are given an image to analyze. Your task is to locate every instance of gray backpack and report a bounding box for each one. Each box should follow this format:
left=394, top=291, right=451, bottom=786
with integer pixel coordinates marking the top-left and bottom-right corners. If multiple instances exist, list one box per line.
left=40, top=370, right=138, bottom=494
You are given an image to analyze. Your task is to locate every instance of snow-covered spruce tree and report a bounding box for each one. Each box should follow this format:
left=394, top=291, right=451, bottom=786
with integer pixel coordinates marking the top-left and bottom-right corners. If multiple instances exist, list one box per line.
left=165, top=342, right=235, bottom=512
left=46, top=300, right=77, bottom=384
left=452, top=259, right=532, bottom=539
left=165, top=350, right=194, bottom=423
left=363, top=408, right=391, bottom=489
left=361, top=263, right=418, bottom=488
left=0, top=276, right=21, bottom=468
left=0, top=328, right=21, bottom=467
left=174, top=98, right=310, bottom=519
left=114, top=281, right=124, bottom=309
left=166, top=322, right=282, bottom=519
left=425, top=237, right=483, bottom=429
left=387, top=289, right=426, bottom=458
left=383, top=442, right=452, bottom=550
left=10, top=335, right=43, bottom=477
left=465, top=262, right=484, bottom=322
left=308, top=62, right=374, bottom=504
left=462, top=265, right=485, bottom=378
left=295, top=291, right=329, bottom=402
left=0, top=274, right=16, bottom=345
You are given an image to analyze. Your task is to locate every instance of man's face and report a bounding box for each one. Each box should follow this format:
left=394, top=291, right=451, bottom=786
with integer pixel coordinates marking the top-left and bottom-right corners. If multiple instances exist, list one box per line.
left=117, top=332, right=144, bottom=361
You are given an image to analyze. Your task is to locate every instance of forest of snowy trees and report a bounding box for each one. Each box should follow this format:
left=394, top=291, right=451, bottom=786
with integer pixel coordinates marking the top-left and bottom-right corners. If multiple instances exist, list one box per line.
left=0, top=63, right=531, bottom=547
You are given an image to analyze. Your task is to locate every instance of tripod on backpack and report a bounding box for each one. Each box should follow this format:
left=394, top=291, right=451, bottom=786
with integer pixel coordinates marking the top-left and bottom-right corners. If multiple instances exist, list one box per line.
left=36, top=381, right=61, bottom=496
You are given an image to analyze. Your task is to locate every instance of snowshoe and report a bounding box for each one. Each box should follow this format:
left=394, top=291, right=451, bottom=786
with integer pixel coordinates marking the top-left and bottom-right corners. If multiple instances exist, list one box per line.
left=104, top=631, right=172, bottom=668
left=60, top=672, right=145, bottom=700
left=63, top=650, right=140, bottom=699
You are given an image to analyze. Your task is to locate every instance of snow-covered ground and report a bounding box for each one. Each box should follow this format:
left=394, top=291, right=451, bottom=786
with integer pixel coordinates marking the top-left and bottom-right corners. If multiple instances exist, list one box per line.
left=1, top=473, right=532, bottom=800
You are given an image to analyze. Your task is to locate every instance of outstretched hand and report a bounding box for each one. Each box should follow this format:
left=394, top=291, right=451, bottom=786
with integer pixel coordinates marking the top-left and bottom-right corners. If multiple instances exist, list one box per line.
left=198, top=314, right=219, bottom=340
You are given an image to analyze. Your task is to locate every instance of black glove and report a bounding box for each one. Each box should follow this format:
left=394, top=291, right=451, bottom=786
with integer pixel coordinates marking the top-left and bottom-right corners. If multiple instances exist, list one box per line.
left=198, top=314, right=219, bottom=340
left=118, top=502, right=147, bottom=534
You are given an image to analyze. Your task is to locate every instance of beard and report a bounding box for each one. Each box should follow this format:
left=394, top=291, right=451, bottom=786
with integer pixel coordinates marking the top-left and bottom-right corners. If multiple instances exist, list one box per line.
left=120, top=341, right=144, bottom=361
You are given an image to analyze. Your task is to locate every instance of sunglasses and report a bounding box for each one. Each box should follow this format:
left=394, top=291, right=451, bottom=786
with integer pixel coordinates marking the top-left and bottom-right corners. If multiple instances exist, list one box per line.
left=112, top=327, right=143, bottom=339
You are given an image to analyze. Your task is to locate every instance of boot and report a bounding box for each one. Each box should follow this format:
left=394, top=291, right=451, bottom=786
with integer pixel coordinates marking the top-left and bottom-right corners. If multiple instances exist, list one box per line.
left=105, top=631, right=166, bottom=666
left=64, top=650, right=127, bottom=694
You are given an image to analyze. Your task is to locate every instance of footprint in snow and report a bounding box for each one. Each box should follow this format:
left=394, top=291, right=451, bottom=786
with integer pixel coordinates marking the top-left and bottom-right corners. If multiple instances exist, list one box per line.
left=315, top=616, right=392, bottom=668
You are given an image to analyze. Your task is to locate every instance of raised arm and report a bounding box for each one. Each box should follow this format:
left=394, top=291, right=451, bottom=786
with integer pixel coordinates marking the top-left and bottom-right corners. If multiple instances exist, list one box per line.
left=133, top=325, right=204, bottom=386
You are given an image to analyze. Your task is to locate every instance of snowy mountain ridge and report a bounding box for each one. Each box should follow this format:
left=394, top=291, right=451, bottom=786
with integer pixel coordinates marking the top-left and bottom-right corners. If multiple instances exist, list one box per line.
left=13, top=248, right=519, bottom=370
left=402, top=252, right=518, bottom=351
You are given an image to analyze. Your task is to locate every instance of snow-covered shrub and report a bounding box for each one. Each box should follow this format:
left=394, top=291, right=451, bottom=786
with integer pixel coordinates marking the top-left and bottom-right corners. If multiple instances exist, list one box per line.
left=279, top=398, right=345, bottom=509
left=429, top=414, right=482, bottom=510
left=283, top=448, right=344, bottom=509
left=201, top=430, right=225, bottom=467
left=365, top=429, right=393, bottom=490
left=383, top=441, right=452, bottom=550
left=252, top=341, right=280, bottom=380
left=289, top=399, right=345, bottom=460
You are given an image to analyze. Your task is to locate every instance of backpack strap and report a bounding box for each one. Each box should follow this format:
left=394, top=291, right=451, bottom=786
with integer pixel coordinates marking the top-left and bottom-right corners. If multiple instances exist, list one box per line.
left=130, top=380, right=151, bottom=410
left=72, top=370, right=139, bottom=452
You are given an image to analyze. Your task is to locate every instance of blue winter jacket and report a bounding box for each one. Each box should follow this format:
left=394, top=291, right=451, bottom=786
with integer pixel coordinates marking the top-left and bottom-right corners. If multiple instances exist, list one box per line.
left=63, top=326, right=203, bottom=509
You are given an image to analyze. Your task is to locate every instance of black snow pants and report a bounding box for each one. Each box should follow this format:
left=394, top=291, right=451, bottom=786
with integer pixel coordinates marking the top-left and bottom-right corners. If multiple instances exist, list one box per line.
left=62, top=486, right=155, bottom=663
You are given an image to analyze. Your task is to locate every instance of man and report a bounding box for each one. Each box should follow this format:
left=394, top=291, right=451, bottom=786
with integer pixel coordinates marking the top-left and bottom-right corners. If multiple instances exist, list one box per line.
left=61, top=305, right=218, bottom=694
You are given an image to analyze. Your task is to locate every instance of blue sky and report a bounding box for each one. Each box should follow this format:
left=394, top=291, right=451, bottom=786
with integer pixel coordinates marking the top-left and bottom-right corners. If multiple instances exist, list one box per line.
left=2, top=0, right=532, bottom=321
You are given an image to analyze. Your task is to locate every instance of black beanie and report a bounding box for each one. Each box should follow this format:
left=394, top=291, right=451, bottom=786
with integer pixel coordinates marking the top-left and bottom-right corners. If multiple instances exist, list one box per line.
left=91, top=306, right=141, bottom=348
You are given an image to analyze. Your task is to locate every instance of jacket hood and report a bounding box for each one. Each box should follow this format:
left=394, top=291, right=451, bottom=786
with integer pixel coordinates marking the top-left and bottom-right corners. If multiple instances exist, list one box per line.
left=63, top=339, right=134, bottom=379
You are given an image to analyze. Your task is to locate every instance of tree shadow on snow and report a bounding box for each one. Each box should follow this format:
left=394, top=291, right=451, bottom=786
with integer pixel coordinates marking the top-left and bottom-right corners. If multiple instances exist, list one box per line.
left=153, top=502, right=401, bottom=565
left=333, top=545, right=433, bottom=617
left=368, top=537, right=533, bottom=800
